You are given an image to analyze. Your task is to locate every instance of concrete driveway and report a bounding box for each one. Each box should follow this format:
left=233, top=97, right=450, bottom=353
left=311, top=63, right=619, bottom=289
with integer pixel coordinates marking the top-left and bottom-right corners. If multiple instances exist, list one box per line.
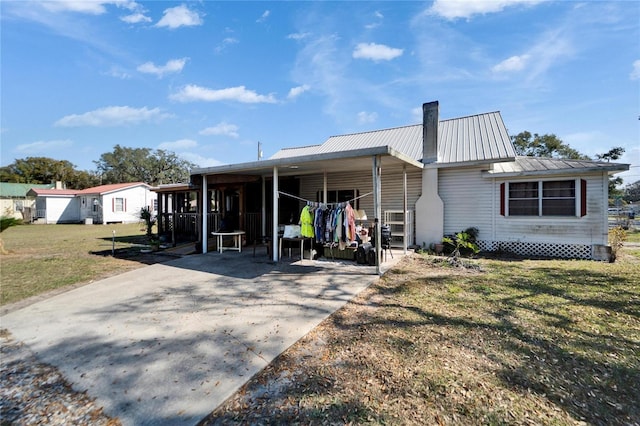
left=1, top=251, right=392, bottom=425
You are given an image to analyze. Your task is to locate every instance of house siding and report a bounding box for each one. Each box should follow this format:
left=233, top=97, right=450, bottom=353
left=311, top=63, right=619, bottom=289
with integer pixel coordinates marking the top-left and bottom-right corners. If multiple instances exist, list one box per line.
left=439, top=166, right=494, bottom=239
left=46, top=197, right=79, bottom=224
left=439, top=166, right=609, bottom=258
left=493, top=173, right=608, bottom=246
left=101, top=186, right=156, bottom=224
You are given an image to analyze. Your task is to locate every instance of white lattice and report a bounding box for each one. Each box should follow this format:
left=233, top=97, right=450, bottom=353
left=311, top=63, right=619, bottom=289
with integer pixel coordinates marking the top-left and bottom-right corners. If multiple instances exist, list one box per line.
left=477, top=240, right=592, bottom=259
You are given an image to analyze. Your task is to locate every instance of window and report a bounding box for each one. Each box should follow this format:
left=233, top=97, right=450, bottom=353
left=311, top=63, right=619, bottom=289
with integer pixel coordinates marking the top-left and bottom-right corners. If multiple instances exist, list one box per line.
left=14, top=200, right=24, bottom=211
left=542, top=180, right=575, bottom=216
left=502, top=180, right=584, bottom=217
left=114, top=198, right=124, bottom=212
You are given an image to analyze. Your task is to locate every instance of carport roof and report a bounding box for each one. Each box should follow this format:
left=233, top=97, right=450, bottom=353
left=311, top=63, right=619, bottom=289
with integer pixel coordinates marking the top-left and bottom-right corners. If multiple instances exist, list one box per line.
left=192, top=145, right=424, bottom=178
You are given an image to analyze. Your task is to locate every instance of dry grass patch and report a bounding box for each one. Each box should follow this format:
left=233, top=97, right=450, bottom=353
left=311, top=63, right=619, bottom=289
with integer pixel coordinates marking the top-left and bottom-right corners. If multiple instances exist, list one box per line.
left=0, top=223, right=169, bottom=307
left=202, top=254, right=639, bottom=425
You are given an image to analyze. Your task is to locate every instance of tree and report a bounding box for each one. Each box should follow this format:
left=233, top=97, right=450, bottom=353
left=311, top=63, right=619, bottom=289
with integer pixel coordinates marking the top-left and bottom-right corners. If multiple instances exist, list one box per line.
left=511, top=132, right=628, bottom=201
left=596, top=146, right=625, bottom=162
left=510, top=131, right=590, bottom=160
left=0, top=157, right=77, bottom=184
left=624, top=180, right=640, bottom=202
left=0, top=157, right=101, bottom=189
left=95, top=145, right=196, bottom=186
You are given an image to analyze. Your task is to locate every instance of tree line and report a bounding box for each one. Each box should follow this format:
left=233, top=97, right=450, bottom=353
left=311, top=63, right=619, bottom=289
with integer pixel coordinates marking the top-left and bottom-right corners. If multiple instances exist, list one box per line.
left=0, top=145, right=196, bottom=189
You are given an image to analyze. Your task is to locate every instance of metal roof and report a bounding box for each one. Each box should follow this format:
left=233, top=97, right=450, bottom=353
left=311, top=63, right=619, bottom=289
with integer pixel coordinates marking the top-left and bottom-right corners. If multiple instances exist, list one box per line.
left=484, top=156, right=630, bottom=177
left=438, top=112, right=516, bottom=165
left=28, top=182, right=150, bottom=197
left=269, top=111, right=515, bottom=166
left=193, top=110, right=518, bottom=178
left=193, top=145, right=424, bottom=179
left=0, top=182, right=54, bottom=198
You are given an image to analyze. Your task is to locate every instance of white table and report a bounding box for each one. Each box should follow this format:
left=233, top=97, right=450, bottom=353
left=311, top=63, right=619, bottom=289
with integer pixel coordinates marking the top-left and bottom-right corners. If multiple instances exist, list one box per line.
left=211, top=231, right=245, bottom=253
left=279, top=237, right=311, bottom=260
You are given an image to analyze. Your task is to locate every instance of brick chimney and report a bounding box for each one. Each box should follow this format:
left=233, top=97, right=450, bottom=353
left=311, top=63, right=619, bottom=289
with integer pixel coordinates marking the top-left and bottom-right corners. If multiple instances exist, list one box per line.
left=422, top=101, right=439, bottom=163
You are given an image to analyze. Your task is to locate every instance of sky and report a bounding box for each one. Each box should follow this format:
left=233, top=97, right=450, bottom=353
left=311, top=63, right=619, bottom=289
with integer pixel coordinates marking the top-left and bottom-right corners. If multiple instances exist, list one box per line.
left=1, top=0, right=639, bottom=185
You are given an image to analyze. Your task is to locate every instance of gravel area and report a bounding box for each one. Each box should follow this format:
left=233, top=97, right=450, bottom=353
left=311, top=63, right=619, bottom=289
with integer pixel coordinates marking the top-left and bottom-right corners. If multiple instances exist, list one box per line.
left=0, top=329, right=121, bottom=425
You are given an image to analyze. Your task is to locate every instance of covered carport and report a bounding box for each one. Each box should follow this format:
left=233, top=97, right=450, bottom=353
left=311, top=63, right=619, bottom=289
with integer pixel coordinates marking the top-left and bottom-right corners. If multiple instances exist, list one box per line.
left=192, top=146, right=424, bottom=275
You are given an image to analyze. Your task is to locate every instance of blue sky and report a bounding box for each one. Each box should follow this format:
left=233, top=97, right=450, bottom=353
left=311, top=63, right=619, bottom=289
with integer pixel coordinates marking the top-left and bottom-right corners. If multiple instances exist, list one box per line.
left=1, top=1, right=639, bottom=185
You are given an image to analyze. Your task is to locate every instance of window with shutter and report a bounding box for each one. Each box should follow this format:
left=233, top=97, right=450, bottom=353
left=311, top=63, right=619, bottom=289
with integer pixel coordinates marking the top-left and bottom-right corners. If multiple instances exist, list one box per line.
left=501, top=179, right=581, bottom=217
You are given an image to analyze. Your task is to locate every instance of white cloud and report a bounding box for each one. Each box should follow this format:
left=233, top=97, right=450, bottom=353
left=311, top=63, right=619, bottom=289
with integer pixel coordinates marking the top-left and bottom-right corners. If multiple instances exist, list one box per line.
left=15, top=139, right=73, bottom=154
left=39, top=1, right=140, bottom=15
left=429, top=0, right=543, bottom=20
left=157, top=139, right=198, bottom=150
left=178, top=152, right=224, bottom=168
left=103, top=65, right=131, bottom=79
left=357, top=111, right=378, bottom=124
left=257, top=10, right=270, bottom=23
left=156, top=4, right=203, bottom=29
left=120, top=12, right=151, bottom=24
left=170, top=84, right=277, bottom=104
left=287, top=32, right=311, bottom=41
left=215, top=37, right=239, bottom=53
left=287, top=85, right=310, bottom=100
left=54, top=106, right=171, bottom=127
left=365, top=10, right=384, bottom=29
left=491, top=29, right=572, bottom=83
left=353, top=42, right=403, bottom=61
left=137, top=58, right=188, bottom=77
left=199, top=122, right=240, bottom=138
left=492, top=54, right=531, bottom=73
left=631, top=60, right=640, bottom=80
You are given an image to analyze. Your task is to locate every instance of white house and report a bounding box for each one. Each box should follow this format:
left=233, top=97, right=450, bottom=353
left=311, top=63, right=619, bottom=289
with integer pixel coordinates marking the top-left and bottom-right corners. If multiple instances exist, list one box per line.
left=184, top=101, right=627, bottom=262
left=28, top=182, right=156, bottom=224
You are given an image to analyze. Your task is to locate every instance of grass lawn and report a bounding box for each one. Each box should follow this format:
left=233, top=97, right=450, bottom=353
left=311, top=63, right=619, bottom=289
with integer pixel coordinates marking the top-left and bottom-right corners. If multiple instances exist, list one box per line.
left=0, top=223, right=161, bottom=306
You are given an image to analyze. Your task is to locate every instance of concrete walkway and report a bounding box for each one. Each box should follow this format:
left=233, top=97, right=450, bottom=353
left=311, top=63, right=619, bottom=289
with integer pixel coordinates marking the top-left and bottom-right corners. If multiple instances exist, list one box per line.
left=1, top=251, right=400, bottom=425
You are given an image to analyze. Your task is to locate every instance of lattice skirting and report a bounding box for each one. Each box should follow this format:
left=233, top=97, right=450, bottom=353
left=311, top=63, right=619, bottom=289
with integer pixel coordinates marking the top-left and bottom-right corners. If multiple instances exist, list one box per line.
left=477, top=240, right=593, bottom=259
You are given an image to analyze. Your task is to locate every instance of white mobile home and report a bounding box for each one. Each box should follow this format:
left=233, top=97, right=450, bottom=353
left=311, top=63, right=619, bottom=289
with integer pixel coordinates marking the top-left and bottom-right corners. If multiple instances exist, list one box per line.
left=29, top=182, right=156, bottom=224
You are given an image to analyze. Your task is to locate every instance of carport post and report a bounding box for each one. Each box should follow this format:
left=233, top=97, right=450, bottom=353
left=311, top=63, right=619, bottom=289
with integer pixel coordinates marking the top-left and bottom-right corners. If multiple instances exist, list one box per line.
left=372, top=155, right=381, bottom=275
left=261, top=176, right=266, bottom=237
left=272, top=166, right=279, bottom=262
left=202, top=175, right=208, bottom=254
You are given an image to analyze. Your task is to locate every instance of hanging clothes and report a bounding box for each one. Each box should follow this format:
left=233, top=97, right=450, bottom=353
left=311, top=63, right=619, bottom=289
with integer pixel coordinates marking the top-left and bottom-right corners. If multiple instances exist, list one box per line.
left=314, top=205, right=325, bottom=243
left=299, top=205, right=314, bottom=238
left=345, top=202, right=356, bottom=243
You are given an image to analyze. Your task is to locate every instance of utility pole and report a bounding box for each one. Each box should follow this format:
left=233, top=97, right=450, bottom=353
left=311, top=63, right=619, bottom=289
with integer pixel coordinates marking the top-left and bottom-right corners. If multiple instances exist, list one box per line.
left=257, top=141, right=263, bottom=161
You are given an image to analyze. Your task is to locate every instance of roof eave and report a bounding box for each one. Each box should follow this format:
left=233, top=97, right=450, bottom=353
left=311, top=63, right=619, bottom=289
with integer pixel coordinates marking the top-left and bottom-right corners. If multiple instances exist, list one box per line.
left=192, top=146, right=423, bottom=176
left=482, top=163, right=630, bottom=178
left=425, top=157, right=516, bottom=169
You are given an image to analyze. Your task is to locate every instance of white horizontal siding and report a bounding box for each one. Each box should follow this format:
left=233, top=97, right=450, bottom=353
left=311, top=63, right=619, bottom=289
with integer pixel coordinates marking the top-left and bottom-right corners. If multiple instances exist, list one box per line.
left=102, top=187, right=157, bottom=224
left=438, top=167, right=493, bottom=239
left=494, top=173, right=608, bottom=246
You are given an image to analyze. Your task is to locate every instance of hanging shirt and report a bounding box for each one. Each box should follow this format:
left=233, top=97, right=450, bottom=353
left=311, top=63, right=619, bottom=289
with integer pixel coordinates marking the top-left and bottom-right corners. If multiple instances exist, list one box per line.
left=299, top=205, right=314, bottom=238
left=345, top=202, right=356, bottom=243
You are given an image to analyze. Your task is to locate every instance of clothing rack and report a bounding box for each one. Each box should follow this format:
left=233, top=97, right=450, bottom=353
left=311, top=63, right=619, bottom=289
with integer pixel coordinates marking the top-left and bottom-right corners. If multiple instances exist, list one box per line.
left=277, top=190, right=372, bottom=208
